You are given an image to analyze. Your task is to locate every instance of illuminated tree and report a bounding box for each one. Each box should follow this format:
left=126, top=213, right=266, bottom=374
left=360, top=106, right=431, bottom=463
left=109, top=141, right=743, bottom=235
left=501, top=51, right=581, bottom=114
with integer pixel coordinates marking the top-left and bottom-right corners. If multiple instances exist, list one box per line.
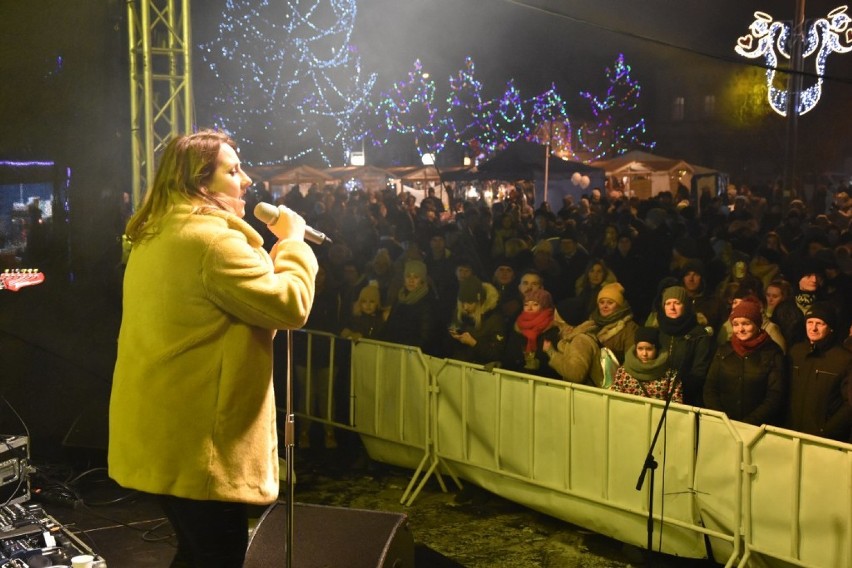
left=477, top=80, right=526, bottom=156
left=369, top=57, right=577, bottom=163
left=370, top=59, right=450, bottom=159
left=445, top=57, right=487, bottom=157
left=526, top=85, right=573, bottom=158
left=577, top=53, right=655, bottom=161
left=199, top=0, right=376, bottom=165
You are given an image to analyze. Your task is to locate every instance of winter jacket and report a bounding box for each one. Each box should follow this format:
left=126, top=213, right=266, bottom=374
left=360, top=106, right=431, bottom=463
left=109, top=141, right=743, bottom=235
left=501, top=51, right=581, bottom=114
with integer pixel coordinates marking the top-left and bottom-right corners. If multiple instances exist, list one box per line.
left=704, top=340, right=786, bottom=425
left=447, top=282, right=506, bottom=364
left=658, top=324, right=714, bottom=406
left=546, top=320, right=602, bottom=386
left=110, top=204, right=318, bottom=505
left=379, top=288, right=439, bottom=355
left=786, top=336, right=852, bottom=441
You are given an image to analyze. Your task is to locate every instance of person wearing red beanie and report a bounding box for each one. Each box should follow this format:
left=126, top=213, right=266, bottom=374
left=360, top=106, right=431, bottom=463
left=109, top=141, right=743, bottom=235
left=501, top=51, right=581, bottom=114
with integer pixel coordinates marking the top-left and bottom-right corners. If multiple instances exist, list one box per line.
left=704, top=297, right=786, bottom=425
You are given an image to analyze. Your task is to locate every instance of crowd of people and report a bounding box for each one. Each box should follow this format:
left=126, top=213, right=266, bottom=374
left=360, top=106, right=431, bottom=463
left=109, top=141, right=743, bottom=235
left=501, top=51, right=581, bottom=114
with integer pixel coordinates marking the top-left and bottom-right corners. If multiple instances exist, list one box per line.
left=254, top=179, right=852, bottom=445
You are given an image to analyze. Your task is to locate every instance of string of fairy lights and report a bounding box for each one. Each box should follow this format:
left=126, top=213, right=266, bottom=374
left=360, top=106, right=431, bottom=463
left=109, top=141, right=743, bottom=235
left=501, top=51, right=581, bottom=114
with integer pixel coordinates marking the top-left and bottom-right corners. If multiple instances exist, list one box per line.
left=199, top=0, right=655, bottom=166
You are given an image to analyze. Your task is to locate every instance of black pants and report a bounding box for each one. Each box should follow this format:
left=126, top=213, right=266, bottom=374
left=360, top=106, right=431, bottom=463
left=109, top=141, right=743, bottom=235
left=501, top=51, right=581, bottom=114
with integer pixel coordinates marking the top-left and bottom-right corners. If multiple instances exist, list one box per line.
left=158, top=495, right=249, bottom=568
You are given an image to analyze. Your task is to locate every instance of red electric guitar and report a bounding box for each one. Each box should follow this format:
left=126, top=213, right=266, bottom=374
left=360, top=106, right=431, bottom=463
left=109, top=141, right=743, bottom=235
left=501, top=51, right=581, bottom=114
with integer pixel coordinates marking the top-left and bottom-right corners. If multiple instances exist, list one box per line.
left=0, top=269, right=45, bottom=292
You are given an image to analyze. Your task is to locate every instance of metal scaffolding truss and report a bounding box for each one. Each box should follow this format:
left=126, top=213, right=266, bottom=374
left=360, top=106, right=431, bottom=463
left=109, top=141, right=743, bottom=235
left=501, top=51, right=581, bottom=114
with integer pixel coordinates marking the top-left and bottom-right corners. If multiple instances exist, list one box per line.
left=127, top=0, right=194, bottom=208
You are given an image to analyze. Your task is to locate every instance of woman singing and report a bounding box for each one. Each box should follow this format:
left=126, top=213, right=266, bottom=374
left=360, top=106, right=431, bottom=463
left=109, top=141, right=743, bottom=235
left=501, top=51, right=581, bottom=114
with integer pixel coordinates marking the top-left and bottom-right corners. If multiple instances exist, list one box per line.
left=110, top=130, right=318, bottom=567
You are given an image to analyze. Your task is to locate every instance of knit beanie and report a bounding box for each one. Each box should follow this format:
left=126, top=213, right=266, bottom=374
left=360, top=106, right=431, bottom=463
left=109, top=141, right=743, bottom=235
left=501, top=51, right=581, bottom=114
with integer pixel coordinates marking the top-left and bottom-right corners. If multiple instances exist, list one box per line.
left=358, top=284, right=381, bottom=306
left=404, top=260, right=427, bottom=280
left=597, top=282, right=625, bottom=306
left=729, top=297, right=763, bottom=327
left=681, top=259, right=705, bottom=278
left=524, top=288, right=553, bottom=309
left=805, top=302, right=837, bottom=330
left=634, top=326, right=660, bottom=349
left=458, top=276, right=484, bottom=303
left=493, top=255, right=516, bottom=271
left=662, top=286, right=689, bottom=306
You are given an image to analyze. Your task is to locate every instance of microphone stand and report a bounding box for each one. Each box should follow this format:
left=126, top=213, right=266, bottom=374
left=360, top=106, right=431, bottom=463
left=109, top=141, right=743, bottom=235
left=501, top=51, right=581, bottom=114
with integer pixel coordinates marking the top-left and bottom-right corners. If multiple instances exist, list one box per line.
left=284, top=330, right=295, bottom=568
left=635, top=372, right=679, bottom=566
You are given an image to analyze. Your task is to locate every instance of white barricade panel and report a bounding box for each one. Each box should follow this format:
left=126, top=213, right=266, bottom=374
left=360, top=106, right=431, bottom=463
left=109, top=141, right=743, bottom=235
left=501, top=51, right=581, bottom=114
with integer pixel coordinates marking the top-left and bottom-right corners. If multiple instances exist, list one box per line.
left=463, top=367, right=500, bottom=469
left=693, top=413, right=747, bottom=564
left=351, top=341, right=428, bottom=448
left=607, top=396, right=700, bottom=537
left=606, top=395, right=654, bottom=509
left=351, top=341, right=381, bottom=436
left=569, top=389, right=611, bottom=497
left=434, top=362, right=465, bottom=461
left=431, top=364, right=707, bottom=558
left=748, top=430, right=851, bottom=568
left=497, top=374, right=535, bottom=477
left=747, top=432, right=797, bottom=560
left=797, top=442, right=851, bottom=567
left=530, top=381, right=571, bottom=488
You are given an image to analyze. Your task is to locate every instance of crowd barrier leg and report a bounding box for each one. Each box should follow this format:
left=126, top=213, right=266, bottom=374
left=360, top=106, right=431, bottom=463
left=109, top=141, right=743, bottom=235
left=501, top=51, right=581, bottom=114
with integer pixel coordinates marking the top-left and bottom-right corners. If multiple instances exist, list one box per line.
left=400, top=358, right=462, bottom=506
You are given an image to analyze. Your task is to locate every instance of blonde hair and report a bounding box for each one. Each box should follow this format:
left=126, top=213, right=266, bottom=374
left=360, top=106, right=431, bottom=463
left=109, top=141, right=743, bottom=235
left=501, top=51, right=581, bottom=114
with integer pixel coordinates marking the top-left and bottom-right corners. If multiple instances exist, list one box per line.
left=353, top=285, right=382, bottom=316
left=125, top=130, right=237, bottom=243
left=454, top=299, right=484, bottom=330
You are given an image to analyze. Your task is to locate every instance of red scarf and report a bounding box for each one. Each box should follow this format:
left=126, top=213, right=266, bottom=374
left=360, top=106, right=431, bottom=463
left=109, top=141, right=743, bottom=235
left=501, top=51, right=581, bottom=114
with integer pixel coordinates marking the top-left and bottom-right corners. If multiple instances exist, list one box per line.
left=731, top=329, right=770, bottom=357
left=516, top=307, right=554, bottom=352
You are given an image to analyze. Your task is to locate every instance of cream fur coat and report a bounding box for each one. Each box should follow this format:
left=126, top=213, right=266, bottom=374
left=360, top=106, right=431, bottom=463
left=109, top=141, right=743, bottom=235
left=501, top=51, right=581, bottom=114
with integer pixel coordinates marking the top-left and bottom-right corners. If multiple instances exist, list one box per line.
left=109, top=204, right=318, bottom=505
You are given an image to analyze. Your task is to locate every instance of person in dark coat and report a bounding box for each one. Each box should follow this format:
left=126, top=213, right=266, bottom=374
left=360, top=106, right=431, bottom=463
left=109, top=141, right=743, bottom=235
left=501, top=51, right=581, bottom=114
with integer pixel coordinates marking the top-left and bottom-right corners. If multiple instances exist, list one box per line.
left=379, top=259, right=439, bottom=356
left=491, top=257, right=523, bottom=337
left=765, top=278, right=805, bottom=349
left=605, top=230, right=650, bottom=322
left=786, top=303, right=852, bottom=441
left=704, top=297, right=786, bottom=426
left=340, top=284, right=385, bottom=341
left=446, top=276, right=506, bottom=364
left=554, top=229, right=589, bottom=301
left=680, top=259, right=725, bottom=334
left=656, top=285, right=715, bottom=406
left=558, top=258, right=617, bottom=326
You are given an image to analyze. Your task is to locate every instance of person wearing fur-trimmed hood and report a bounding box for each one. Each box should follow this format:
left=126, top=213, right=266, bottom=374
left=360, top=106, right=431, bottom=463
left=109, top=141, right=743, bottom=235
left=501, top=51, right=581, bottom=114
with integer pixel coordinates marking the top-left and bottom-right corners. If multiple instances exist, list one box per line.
left=446, top=276, right=505, bottom=364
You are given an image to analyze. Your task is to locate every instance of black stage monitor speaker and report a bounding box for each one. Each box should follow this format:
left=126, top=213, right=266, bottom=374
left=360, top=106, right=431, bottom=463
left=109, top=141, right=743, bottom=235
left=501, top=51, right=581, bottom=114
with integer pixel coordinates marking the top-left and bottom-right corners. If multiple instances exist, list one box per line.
left=245, top=502, right=415, bottom=568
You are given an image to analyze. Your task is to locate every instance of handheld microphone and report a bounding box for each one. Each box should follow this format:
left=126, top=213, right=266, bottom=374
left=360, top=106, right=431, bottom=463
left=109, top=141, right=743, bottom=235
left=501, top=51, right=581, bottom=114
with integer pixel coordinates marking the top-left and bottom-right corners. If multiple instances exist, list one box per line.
left=253, top=202, right=333, bottom=245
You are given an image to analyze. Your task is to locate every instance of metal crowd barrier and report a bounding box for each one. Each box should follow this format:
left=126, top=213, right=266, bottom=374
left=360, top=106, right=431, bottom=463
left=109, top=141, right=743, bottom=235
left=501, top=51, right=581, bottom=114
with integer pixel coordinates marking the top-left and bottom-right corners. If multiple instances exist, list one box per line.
left=287, top=329, right=852, bottom=567
left=737, top=426, right=852, bottom=568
